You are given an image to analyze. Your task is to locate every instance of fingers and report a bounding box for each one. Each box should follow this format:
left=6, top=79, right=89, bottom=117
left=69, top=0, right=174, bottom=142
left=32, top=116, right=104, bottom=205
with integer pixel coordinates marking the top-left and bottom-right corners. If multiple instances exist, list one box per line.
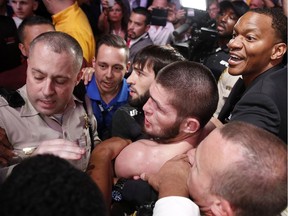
left=81, top=67, right=95, bottom=85
left=34, top=139, right=85, bottom=160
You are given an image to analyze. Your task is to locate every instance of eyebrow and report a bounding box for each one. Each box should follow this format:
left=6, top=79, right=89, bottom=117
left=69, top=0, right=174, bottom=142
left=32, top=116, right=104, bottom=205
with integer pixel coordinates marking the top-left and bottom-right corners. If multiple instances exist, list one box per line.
left=149, top=90, right=163, bottom=110
left=31, top=68, right=69, bottom=79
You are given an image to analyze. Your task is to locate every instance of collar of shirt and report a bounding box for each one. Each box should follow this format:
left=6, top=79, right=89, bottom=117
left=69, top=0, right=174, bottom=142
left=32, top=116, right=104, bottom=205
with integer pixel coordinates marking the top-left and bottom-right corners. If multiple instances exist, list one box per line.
left=52, top=1, right=79, bottom=25
left=86, top=75, right=129, bottom=105
left=130, top=32, right=149, bottom=47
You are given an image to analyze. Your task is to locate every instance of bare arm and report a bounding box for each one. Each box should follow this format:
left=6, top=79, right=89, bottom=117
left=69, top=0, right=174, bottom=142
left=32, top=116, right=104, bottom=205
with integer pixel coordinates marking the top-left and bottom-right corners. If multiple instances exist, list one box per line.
left=0, top=127, right=15, bottom=166
left=87, top=137, right=131, bottom=208
left=141, top=154, right=190, bottom=198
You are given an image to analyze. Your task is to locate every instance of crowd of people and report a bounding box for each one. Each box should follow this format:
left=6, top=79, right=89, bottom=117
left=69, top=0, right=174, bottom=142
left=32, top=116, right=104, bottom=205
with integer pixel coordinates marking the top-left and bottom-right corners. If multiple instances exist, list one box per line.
left=0, top=0, right=287, bottom=215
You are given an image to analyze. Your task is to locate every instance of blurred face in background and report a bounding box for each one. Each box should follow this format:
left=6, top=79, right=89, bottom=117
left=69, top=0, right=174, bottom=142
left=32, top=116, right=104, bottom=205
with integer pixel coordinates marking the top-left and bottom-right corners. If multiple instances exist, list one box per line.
left=216, top=7, right=238, bottom=37
left=108, top=3, right=123, bottom=23
left=10, top=0, right=38, bottom=19
left=127, top=12, right=149, bottom=39
left=19, top=24, right=55, bottom=57
left=208, top=2, right=220, bottom=19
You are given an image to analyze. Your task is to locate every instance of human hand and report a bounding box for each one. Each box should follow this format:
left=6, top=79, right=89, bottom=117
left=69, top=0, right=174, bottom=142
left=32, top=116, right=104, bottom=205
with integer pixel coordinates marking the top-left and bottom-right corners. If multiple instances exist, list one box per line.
left=32, top=139, right=85, bottom=160
left=176, top=9, right=186, bottom=21
left=81, top=65, right=95, bottom=85
left=0, top=127, right=15, bottom=166
left=141, top=154, right=190, bottom=198
left=101, top=0, right=109, bottom=9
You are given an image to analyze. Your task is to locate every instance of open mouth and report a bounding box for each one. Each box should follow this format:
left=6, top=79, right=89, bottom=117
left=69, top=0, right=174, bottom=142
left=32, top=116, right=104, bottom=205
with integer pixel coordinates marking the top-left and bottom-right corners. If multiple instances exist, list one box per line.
left=228, top=53, right=244, bottom=65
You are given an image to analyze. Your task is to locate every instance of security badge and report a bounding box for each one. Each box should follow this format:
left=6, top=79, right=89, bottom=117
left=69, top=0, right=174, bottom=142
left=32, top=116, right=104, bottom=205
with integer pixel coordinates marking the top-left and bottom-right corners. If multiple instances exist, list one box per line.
left=83, top=113, right=89, bottom=129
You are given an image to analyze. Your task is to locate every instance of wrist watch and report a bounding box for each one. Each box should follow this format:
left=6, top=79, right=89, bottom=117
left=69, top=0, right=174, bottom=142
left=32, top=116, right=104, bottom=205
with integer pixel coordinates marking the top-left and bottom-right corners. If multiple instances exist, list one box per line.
left=111, top=178, right=128, bottom=202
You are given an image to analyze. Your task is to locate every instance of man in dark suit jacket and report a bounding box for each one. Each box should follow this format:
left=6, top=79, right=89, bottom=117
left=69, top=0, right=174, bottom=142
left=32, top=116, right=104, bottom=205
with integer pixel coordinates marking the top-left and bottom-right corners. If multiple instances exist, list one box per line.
left=217, top=8, right=287, bottom=143
left=126, top=7, right=153, bottom=72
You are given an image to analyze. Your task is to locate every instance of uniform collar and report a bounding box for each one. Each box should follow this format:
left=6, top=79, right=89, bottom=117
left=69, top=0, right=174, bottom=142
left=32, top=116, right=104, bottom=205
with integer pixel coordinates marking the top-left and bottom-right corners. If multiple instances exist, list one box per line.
left=86, top=75, right=129, bottom=103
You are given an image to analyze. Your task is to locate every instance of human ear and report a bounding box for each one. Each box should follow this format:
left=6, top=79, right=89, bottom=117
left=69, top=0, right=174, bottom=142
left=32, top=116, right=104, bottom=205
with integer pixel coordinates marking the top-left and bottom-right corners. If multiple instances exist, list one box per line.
left=76, top=70, right=83, bottom=86
left=182, top=118, right=200, bottom=134
left=19, top=43, right=27, bottom=57
left=92, top=56, right=96, bottom=68
left=210, top=198, right=234, bottom=216
left=126, top=61, right=131, bottom=74
left=271, top=42, right=287, bottom=60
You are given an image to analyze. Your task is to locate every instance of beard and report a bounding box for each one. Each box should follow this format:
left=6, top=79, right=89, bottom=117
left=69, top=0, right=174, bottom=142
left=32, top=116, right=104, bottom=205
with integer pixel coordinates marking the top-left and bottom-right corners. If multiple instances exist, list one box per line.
left=128, top=90, right=150, bottom=108
left=144, top=117, right=183, bottom=142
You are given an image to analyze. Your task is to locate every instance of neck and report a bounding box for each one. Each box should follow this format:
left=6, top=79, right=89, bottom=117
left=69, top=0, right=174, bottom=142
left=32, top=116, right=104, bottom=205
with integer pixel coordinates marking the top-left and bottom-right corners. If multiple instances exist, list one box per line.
left=53, top=1, right=74, bottom=14
left=160, top=130, right=201, bottom=147
left=242, top=63, right=280, bottom=86
left=99, top=85, right=121, bottom=104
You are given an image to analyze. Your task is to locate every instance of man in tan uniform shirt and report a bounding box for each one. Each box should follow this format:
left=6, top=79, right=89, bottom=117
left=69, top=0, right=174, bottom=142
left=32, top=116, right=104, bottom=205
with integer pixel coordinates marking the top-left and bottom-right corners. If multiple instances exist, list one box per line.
left=0, top=31, right=100, bottom=180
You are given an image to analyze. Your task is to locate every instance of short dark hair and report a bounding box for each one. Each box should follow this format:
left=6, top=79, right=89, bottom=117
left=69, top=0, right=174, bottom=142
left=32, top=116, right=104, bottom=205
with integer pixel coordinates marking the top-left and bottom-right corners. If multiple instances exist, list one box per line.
left=132, top=45, right=185, bottom=77
left=211, top=121, right=287, bottom=216
left=156, top=61, right=218, bottom=127
left=132, top=7, right=151, bottom=25
left=250, top=7, right=287, bottom=44
left=0, top=154, right=107, bottom=216
left=18, top=15, right=55, bottom=43
left=30, top=31, right=83, bottom=73
left=96, top=34, right=129, bottom=63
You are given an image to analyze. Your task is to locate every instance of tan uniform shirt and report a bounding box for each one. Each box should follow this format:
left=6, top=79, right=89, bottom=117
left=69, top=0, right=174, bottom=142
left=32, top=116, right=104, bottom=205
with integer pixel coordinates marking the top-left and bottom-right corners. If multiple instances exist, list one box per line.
left=0, top=85, right=100, bottom=175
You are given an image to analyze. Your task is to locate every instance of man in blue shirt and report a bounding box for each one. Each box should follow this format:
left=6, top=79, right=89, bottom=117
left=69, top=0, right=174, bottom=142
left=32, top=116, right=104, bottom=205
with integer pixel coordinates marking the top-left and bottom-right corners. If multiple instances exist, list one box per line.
left=86, top=34, right=130, bottom=140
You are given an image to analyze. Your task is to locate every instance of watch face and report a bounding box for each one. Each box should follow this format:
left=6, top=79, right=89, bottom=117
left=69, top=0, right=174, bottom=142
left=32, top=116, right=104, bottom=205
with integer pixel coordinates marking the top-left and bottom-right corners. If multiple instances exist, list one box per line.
left=112, top=190, right=122, bottom=202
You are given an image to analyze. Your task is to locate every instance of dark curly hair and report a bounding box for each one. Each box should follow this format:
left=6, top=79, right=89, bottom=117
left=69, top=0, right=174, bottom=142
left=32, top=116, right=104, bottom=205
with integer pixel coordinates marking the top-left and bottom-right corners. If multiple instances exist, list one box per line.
left=0, top=154, right=107, bottom=216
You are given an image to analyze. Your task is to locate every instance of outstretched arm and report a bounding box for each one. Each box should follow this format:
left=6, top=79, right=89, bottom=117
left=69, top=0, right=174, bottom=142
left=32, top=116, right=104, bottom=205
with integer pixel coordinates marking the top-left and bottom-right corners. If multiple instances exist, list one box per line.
left=0, top=127, right=14, bottom=166
left=87, top=137, right=131, bottom=208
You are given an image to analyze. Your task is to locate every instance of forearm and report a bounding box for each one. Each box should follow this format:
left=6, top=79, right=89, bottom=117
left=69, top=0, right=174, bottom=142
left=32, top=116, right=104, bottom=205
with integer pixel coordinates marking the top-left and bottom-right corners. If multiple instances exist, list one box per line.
left=88, top=148, right=114, bottom=208
left=158, top=178, right=189, bottom=199
left=98, top=11, right=109, bottom=33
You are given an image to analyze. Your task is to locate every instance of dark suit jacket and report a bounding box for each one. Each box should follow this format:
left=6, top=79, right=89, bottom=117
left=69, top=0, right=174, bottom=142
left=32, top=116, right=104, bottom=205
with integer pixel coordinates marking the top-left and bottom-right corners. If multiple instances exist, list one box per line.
left=218, top=65, right=287, bottom=143
left=129, top=33, right=153, bottom=65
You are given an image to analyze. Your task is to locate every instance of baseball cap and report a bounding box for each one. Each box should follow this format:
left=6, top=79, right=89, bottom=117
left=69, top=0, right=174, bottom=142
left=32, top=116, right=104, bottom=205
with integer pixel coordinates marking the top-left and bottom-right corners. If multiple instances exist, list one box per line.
left=219, top=1, right=249, bottom=18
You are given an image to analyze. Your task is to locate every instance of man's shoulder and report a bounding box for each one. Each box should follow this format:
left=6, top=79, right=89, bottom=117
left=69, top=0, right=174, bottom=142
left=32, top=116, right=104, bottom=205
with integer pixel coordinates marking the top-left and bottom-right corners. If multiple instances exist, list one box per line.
left=115, top=104, right=139, bottom=116
left=0, top=88, right=25, bottom=108
left=0, top=96, right=8, bottom=107
left=247, top=66, right=287, bottom=96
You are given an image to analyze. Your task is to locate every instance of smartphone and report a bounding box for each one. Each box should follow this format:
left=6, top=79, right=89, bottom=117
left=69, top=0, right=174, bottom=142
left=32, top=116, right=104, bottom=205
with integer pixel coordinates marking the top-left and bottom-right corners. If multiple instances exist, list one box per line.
left=150, top=8, right=168, bottom=26
left=108, top=0, right=115, bottom=7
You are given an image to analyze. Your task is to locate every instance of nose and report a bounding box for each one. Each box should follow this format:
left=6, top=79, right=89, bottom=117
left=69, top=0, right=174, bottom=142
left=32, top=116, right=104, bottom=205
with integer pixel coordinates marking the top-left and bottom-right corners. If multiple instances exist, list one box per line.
left=143, top=97, right=153, bottom=116
left=219, top=13, right=228, bottom=22
left=42, top=79, right=55, bottom=97
left=128, top=22, right=134, bottom=30
left=227, top=35, right=242, bottom=50
left=105, top=67, right=113, bottom=79
left=127, top=70, right=136, bottom=85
